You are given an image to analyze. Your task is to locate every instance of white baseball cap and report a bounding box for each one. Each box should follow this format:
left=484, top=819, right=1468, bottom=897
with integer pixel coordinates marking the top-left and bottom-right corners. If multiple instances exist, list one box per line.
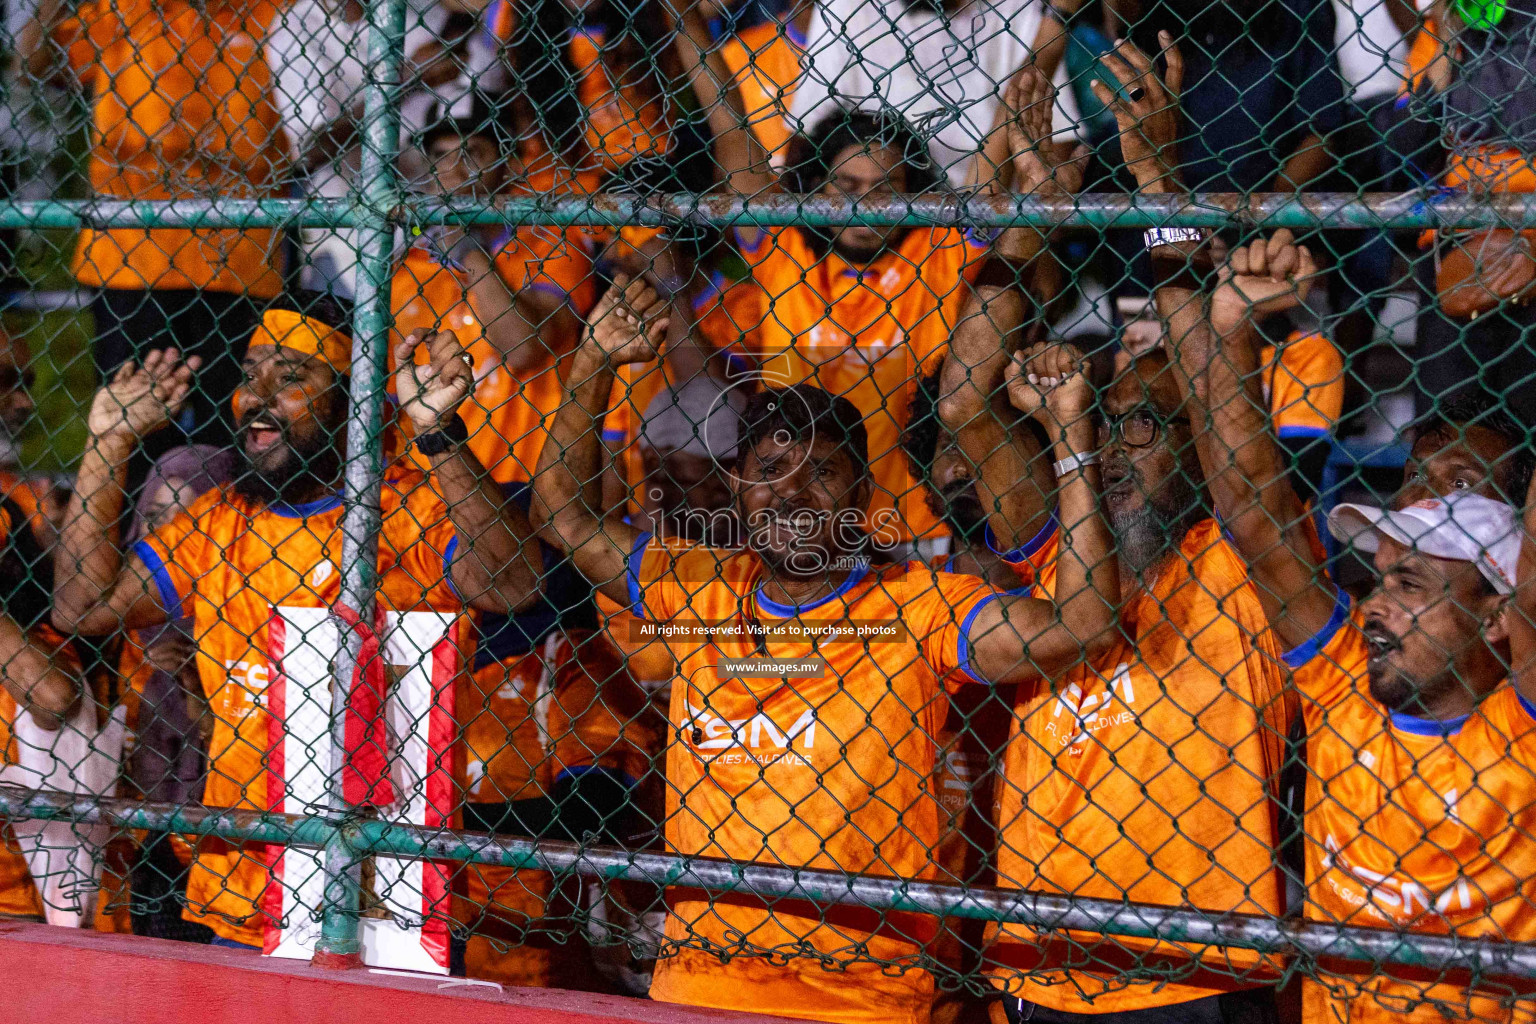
left=1327, top=492, right=1523, bottom=595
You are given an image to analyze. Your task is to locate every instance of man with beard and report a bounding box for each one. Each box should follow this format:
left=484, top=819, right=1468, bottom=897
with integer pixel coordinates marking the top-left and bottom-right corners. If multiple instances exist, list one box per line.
left=1160, top=226, right=1536, bottom=1021
left=683, top=24, right=989, bottom=552
left=51, top=308, right=543, bottom=947
left=1096, top=33, right=1535, bottom=1015
left=1307, top=493, right=1535, bottom=1023
left=531, top=276, right=1120, bottom=1024
left=972, top=343, right=1290, bottom=1022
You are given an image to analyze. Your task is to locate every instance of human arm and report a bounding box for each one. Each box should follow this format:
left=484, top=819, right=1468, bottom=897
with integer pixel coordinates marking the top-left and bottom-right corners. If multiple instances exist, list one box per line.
left=0, top=616, right=80, bottom=731
left=1383, top=0, right=1422, bottom=36
left=443, top=231, right=583, bottom=372
left=392, top=331, right=543, bottom=613
left=1192, top=231, right=1342, bottom=650
left=52, top=351, right=197, bottom=636
left=1269, top=133, right=1333, bottom=193
left=670, top=2, right=776, bottom=195
left=530, top=277, right=672, bottom=606
left=941, top=70, right=1084, bottom=547
left=960, top=344, right=1120, bottom=685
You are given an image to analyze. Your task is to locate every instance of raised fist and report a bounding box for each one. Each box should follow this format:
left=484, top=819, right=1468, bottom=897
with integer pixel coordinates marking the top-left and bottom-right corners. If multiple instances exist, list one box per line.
left=1006, top=341, right=1093, bottom=431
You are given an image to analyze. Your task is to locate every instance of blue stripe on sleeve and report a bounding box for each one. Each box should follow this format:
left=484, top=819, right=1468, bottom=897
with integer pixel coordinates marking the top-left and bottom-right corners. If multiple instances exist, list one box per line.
left=1281, top=590, right=1352, bottom=669
left=627, top=531, right=654, bottom=619
left=132, top=540, right=184, bottom=616
left=954, top=592, right=1004, bottom=686
left=442, top=535, right=460, bottom=598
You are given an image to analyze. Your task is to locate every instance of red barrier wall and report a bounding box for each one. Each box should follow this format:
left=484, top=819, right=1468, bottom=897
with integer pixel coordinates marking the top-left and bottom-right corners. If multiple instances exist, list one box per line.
left=0, top=921, right=822, bottom=1024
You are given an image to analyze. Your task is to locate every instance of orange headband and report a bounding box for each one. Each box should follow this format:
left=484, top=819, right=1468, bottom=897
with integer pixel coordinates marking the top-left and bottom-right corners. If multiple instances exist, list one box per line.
left=249, top=309, right=352, bottom=375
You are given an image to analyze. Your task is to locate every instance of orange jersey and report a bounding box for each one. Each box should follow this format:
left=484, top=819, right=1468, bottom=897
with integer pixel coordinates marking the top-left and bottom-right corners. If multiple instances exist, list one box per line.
left=1294, top=607, right=1536, bottom=1023
left=596, top=589, right=676, bottom=687
left=741, top=226, right=989, bottom=543
left=133, top=475, right=461, bottom=945
left=1261, top=330, right=1346, bottom=440
left=58, top=0, right=285, bottom=296
left=631, top=539, right=999, bottom=1024
left=569, top=27, right=674, bottom=172
left=989, top=519, right=1288, bottom=1014
left=719, top=20, right=805, bottom=166
left=391, top=228, right=596, bottom=484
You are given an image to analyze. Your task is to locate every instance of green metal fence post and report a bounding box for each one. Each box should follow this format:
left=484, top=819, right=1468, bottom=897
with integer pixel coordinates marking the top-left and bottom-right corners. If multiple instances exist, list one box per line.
left=312, top=0, right=407, bottom=968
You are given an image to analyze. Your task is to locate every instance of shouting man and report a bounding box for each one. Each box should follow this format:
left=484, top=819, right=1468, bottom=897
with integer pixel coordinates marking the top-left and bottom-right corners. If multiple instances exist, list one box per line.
left=52, top=309, right=542, bottom=948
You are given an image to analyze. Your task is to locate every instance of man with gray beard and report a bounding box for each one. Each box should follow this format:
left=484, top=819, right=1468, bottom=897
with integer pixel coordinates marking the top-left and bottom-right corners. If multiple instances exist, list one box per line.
left=969, top=338, right=1291, bottom=1021
left=937, top=207, right=1290, bottom=1024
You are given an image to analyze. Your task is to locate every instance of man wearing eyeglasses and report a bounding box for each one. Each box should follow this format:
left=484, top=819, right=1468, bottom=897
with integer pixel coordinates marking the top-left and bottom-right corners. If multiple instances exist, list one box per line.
left=936, top=70, right=1289, bottom=1022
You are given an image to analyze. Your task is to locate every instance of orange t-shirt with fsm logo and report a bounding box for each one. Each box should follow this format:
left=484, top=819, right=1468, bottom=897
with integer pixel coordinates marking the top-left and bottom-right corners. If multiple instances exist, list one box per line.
left=987, top=519, right=1289, bottom=1015
left=1293, top=604, right=1536, bottom=1024
left=739, top=225, right=990, bottom=544
left=391, top=227, right=596, bottom=485
left=132, top=473, right=461, bottom=945
left=58, top=0, right=286, bottom=296
left=631, top=538, right=1002, bottom=1024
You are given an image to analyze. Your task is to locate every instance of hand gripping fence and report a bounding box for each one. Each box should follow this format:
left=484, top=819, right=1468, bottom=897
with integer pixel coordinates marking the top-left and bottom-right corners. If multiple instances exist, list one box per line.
left=4, top=0, right=1536, bottom=1020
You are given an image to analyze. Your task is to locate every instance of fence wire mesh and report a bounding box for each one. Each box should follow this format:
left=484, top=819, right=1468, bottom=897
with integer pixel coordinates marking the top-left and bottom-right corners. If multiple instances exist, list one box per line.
left=0, top=0, right=1534, bottom=1022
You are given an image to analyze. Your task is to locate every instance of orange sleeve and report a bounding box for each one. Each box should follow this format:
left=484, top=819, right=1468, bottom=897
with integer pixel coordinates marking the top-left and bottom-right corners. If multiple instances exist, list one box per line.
left=54, top=0, right=121, bottom=85
left=387, top=484, right=462, bottom=610
left=595, top=590, right=676, bottom=685
left=1401, top=18, right=1441, bottom=97
left=913, top=228, right=991, bottom=373
left=626, top=536, right=716, bottom=621
left=134, top=492, right=222, bottom=619
left=905, top=569, right=1006, bottom=687
left=1268, top=332, right=1345, bottom=438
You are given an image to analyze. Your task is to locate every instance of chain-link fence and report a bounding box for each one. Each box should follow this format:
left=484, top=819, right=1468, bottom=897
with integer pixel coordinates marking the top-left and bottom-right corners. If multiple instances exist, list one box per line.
left=0, top=0, right=1535, bottom=1021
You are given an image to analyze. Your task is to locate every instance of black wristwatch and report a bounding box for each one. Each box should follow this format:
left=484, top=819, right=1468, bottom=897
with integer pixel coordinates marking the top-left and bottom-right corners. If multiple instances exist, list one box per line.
left=414, top=415, right=469, bottom=455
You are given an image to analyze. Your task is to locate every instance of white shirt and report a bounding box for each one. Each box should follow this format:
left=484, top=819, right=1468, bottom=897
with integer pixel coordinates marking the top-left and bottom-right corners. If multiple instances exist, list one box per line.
left=266, top=0, right=441, bottom=296
left=791, top=0, right=1081, bottom=186
left=1331, top=0, right=1424, bottom=100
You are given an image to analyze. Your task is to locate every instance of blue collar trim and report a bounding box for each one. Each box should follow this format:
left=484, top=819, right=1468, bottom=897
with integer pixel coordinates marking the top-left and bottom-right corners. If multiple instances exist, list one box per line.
left=1390, top=709, right=1472, bottom=736
left=271, top=493, right=344, bottom=518
left=786, top=22, right=808, bottom=47
left=755, top=561, right=869, bottom=618
left=984, top=513, right=1059, bottom=565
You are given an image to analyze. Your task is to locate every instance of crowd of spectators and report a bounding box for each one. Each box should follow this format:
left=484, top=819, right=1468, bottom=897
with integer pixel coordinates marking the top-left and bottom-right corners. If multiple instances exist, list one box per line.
left=0, top=1, right=1534, bottom=1023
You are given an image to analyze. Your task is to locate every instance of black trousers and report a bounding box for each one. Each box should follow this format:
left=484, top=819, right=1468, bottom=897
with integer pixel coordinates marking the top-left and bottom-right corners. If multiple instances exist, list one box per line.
left=91, top=288, right=261, bottom=456
left=1004, top=986, right=1279, bottom=1024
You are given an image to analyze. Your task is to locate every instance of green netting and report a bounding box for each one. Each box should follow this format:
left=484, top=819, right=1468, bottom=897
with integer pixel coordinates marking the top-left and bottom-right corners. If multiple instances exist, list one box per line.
left=0, top=0, right=1534, bottom=1021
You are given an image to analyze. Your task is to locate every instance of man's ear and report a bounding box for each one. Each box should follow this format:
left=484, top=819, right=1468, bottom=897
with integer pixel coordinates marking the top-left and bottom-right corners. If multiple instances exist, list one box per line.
left=1483, top=594, right=1513, bottom=647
